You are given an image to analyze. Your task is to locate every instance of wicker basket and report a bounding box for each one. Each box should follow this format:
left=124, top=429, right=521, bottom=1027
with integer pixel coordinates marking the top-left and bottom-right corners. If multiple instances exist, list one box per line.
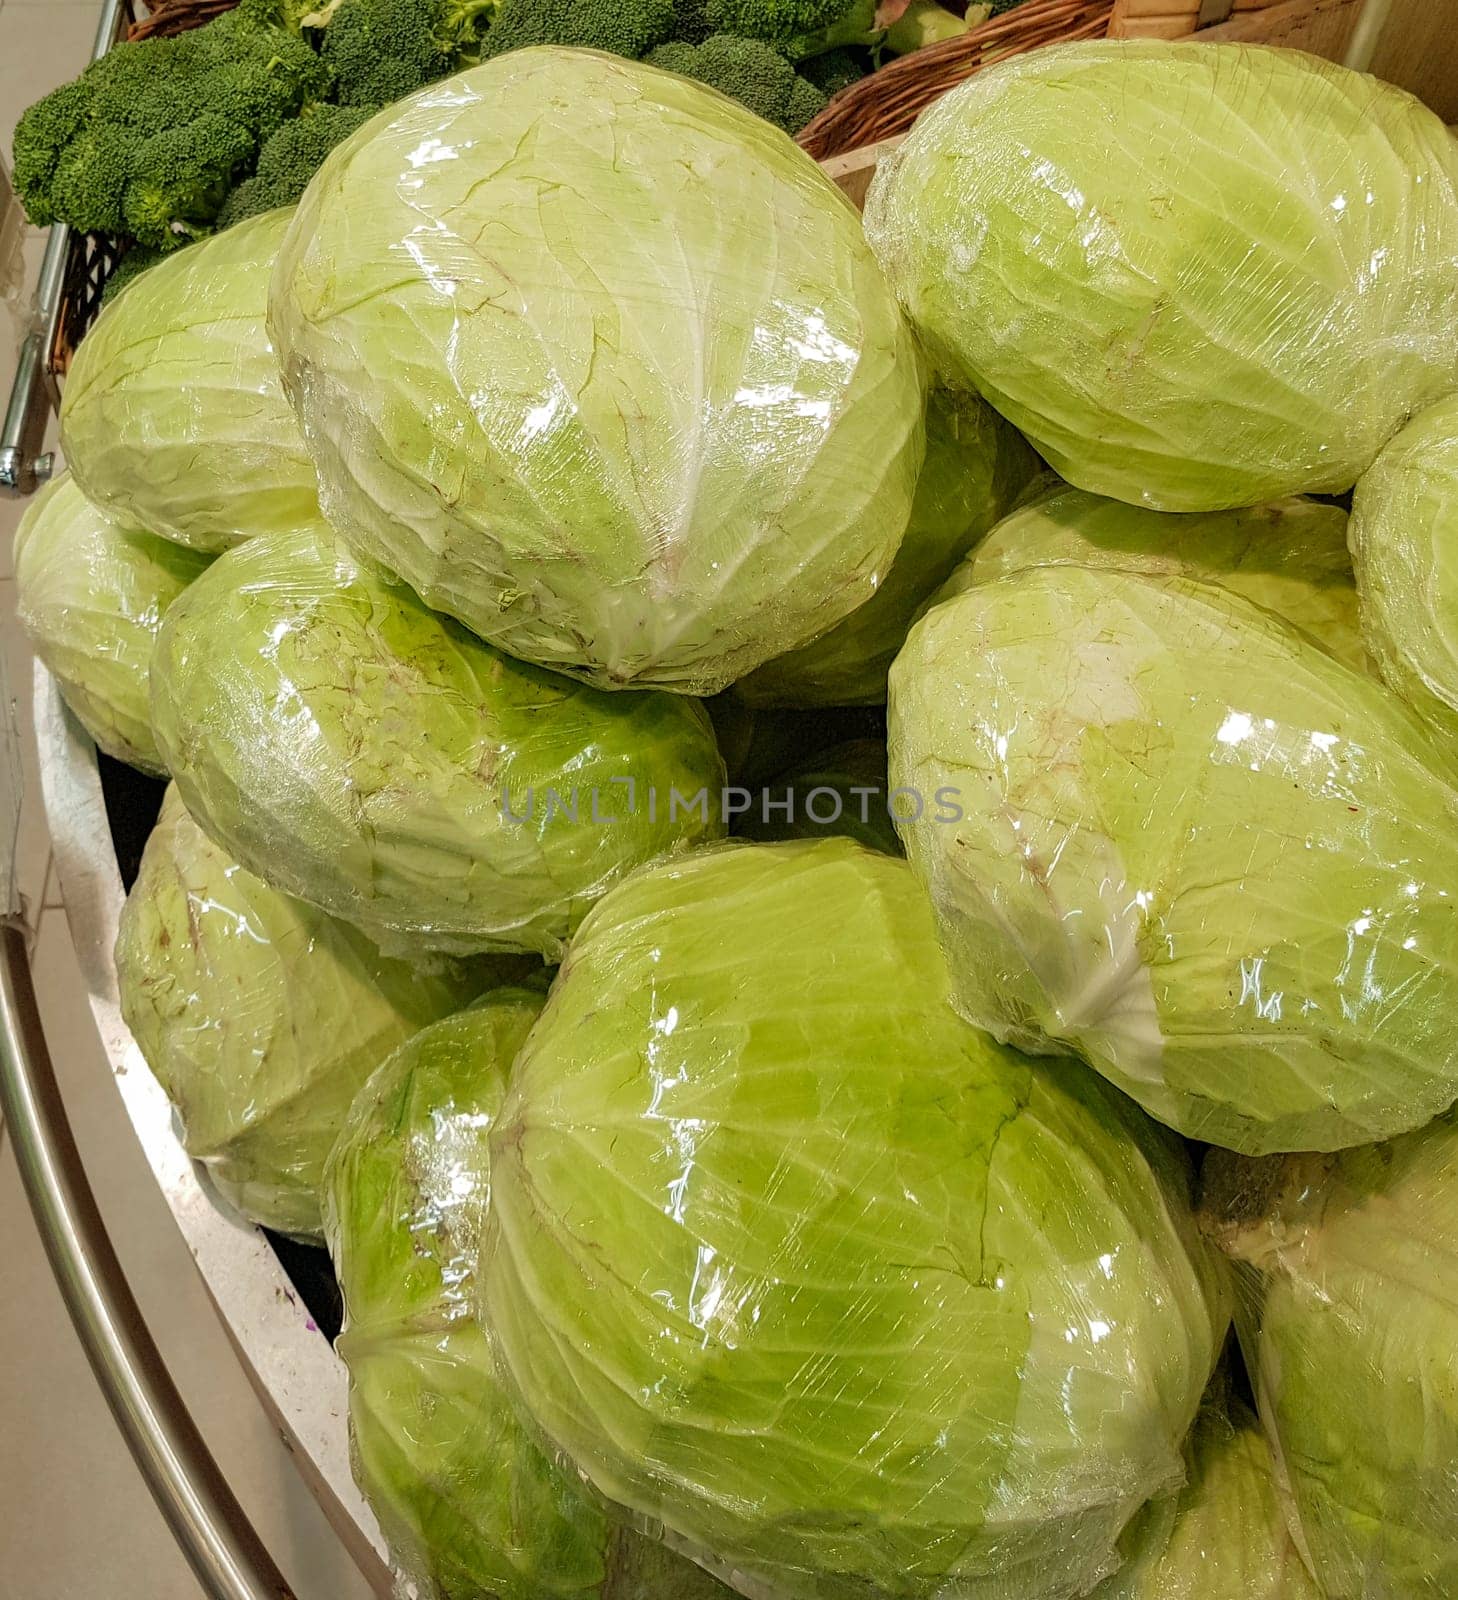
left=796, top=0, right=1370, bottom=157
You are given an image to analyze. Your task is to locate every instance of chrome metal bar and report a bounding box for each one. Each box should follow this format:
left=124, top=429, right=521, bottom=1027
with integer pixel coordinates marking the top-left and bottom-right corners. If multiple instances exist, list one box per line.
left=0, top=919, right=297, bottom=1600
left=1, top=0, right=130, bottom=496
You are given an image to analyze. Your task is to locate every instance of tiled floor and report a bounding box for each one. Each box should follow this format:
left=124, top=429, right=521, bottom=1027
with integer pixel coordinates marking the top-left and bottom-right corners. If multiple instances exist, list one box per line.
left=0, top=5, right=375, bottom=1597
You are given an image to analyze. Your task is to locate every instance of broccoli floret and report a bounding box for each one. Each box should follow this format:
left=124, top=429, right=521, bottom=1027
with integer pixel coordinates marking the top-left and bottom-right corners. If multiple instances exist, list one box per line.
left=798, top=45, right=864, bottom=96
left=785, top=71, right=825, bottom=130
left=483, top=0, right=675, bottom=60
left=219, top=102, right=376, bottom=226
left=9, top=6, right=330, bottom=241
left=11, top=79, right=95, bottom=226
left=645, top=34, right=825, bottom=133
left=700, top=0, right=874, bottom=56
left=321, top=0, right=492, bottom=106
left=122, top=115, right=256, bottom=247
left=669, top=0, right=714, bottom=42
left=100, top=245, right=166, bottom=306
left=49, top=125, right=143, bottom=235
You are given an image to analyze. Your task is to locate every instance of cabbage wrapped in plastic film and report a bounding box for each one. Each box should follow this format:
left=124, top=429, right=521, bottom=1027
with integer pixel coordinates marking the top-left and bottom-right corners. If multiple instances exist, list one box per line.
left=269, top=48, right=924, bottom=694
left=61, top=208, right=319, bottom=553
left=483, top=839, right=1228, bottom=1600
left=1092, top=1366, right=1318, bottom=1599
left=150, top=523, right=726, bottom=959
left=889, top=563, right=1458, bottom=1154
left=864, top=41, right=1458, bottom=512
left=1350, top=395, right=1458, bottom=730
left=14, top=473, right=210, bottom=774
left=1206, top=1117, right=1458, bottom=1598
left=955, top=481, right=1365, bottom=672
left=115, top=788, right=493, bottom=1237
left=325, top=992, right=736, bottom=1600
left=737, top=388, right=1036, bottom=706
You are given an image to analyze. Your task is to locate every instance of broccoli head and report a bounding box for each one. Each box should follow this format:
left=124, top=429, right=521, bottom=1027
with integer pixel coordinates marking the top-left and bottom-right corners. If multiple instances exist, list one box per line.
left=49, top=125, right=143, bottom=236
left=122, top=114, right=256, bottom=248
left=11, top=79, right=95, bottom=226
left=10, top=5, right=329, bottom=241
left=218, top=102, right=377, bottom=227
left=321, top=0, right=493, bottom=106
left=701, top=0, right=875, bottom=56
left=483, top=0, right=675, bottom=61
left=645, top=34, right=825, bottom=133
left=798, top=45, right=865, bottom=96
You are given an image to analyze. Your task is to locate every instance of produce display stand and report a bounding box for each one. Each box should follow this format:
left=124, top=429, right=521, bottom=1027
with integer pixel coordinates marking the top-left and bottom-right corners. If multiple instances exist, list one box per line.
left=0, top=0, right=1403, bottom=1595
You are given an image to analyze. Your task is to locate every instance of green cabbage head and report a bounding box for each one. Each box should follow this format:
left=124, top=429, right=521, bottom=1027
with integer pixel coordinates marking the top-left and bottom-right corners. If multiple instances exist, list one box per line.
left=1207, top=1116, right=1458, bottom=1598
left=116, top=788, right=491, bottom=1236
left=483, top=839, right=1228, bottom=1600
left=889, top=564, right=1458, bottom=1154
left=1350, top=395, right=1458, bottom=730
left=864, top=41, right=1458, bottom=512
left=15, top=473, right=211, bottom=774
left=1092, top=1368, right=1318, bottom=1600
left=150, top=523, right=725, bottom=959
left=61, top=208, right=319, bottom=553
left=324, top=990, right=735, bottom=1600
left=956, top=481, right=1365, bottom=672
left=737, top=388, right=1037, bottom=705
left=268, top=48, right=924, bottom=694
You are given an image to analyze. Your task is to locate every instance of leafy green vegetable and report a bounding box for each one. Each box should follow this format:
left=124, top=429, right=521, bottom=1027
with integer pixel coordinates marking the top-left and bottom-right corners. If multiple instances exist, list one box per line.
left=956, top=479, right=1366, bottom=672
left=738, top=386, right=1037, bottom=705
left=864, top=41, right=1458, bottom=510
left=321, top=0, right=493, bottom=105
left=61, top=208, right=319, bottom=553
left=1208, top=1118, right=1458, bottom=1598
left=482, top=0, right=677, bottom=61
left=1092, top=1366, right=1319, bottom=1599
left=116, top=788, right=493, bottom=1237
left=269, top=48, right=923, bottom=693
left=1350, top=395, right=1458, bottom=732
left=645, top=37, right=826, bottom=133
left=217, top=103, right=377, bottom=228
left=883, top=0, right=969, bottom=55
left=890, top=563, right=1458, bottom=1153
left=14, top=474, right=211, bottom=775
left=150, top=522, right=726, bottom=960
left=483, top=839, right=1228, bottom=1600
left=325, top=992, right=735, bottom=1598
left=11, top=3, right=330, bottom=246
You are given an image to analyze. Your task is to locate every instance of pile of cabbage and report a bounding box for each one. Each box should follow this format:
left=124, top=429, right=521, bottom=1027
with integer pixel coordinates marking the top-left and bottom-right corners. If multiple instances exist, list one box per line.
left=18, top=37, right=1458, bottom=1600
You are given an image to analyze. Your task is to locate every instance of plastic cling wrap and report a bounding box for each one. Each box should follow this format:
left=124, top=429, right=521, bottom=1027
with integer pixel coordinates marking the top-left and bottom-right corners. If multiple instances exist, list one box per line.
left=888, top=563, right=1458, bottom=1155
left=1091, top=1367, right=1319, bottom=1599
left=324, top=993, right=736, bottom=1600
left=14, top=473, right=211, bottom=774
left=482, top=840, right=1229, bottom=1600
left=268, top=48, right=925, bottom=694
left=115, top=788, right=493, bottom=1237
left=150, top=523, right=726, bottom=959
left=1206, top=1118, right=1458, bottom=1598
left=1350, top=395, right=1458, bottom=730
left=736, top=388, right=1037, bottom=707
left=864, top=41, right=1458, bottom=513
left=61, top=208, right=319, bottom=553
left=955, top=482, right=1365, bottom=672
